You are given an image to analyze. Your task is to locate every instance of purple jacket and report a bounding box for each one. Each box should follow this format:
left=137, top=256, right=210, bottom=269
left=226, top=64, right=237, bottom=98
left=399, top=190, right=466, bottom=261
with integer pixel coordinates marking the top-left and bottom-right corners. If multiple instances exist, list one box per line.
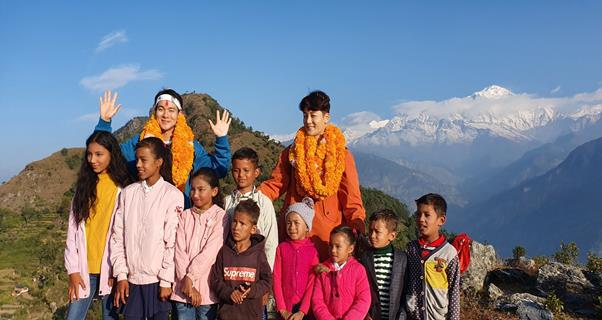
left=64, top=188, right=121, bottom=298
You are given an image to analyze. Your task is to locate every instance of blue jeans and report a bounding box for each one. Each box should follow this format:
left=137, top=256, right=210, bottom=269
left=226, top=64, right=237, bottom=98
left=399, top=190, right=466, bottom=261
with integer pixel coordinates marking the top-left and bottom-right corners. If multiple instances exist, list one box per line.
left=175, top=302, right=217, bottom=320
left=66, top=274, right=119, bottom=320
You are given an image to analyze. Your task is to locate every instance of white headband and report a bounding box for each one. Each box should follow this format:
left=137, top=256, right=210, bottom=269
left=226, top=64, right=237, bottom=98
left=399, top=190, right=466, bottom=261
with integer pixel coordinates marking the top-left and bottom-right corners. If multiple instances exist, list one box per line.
left=155, top=94, right=182, bottom=110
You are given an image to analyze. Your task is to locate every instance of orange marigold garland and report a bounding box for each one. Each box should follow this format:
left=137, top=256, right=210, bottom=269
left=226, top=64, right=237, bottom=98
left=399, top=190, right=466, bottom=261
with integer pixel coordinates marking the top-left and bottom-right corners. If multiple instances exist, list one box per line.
left=139, top=113, right=195, bottom=191
left=289, top=124, right=346, bottom=200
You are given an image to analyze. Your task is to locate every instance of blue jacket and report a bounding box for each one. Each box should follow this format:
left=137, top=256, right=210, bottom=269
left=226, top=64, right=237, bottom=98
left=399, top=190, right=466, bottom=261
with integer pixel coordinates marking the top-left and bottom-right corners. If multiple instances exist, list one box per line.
left=94, top=118, right=231, bottom=207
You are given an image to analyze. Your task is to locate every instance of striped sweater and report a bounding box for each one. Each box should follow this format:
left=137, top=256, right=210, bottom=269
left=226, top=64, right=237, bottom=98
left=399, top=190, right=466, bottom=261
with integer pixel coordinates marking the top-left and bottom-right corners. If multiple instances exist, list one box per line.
left=374, top=245, right=394, bottom=318
left=405, top=239, right=460, bottom=320
left=359, top=243, right=408, bottom=320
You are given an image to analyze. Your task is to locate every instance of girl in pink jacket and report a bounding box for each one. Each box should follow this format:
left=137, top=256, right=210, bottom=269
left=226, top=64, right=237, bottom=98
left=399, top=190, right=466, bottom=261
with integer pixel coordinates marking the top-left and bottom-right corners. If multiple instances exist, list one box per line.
left=312, top=226, right=371, bottom=320
left=273, top=197, right=319, bottom=320
left=64, top=131, right=133, bottom=320
left=111, top=137, right=184, bottom=319
left=171, top=167, right=229, bottom=320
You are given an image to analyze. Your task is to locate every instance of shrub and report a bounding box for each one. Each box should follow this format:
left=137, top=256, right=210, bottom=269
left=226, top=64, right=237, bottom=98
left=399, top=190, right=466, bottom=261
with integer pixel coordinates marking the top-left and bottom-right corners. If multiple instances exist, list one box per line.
left=553, top=241, right=579, bottom=265
left=586, top=252, right=602, bottom=273
left=533, top=256, right=550, bottom=269
left=544, top=292, right=564, bottom=314
left=65, top=154, right=81, bottom=170
left=513, top=246, right=526, bottom=259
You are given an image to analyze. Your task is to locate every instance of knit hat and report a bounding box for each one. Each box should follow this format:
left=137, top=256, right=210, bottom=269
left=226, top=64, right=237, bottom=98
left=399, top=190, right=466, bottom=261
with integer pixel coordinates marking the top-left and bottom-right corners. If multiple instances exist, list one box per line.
left=285, top=197, right=315, bottom=230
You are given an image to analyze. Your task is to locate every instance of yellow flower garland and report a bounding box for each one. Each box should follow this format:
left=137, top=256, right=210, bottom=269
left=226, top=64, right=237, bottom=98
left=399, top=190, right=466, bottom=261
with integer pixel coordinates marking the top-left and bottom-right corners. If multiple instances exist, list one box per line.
left=139, top=113, right=195, bottom=191
left=289, top=124, right=347, bottom=200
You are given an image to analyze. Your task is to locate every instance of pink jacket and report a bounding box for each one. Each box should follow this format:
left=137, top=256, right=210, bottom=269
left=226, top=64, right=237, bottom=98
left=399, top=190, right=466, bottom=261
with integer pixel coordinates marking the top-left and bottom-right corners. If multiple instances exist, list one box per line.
left=110, top=178, right=183, bottom=287
left=273, top=238, right=319, bottom=315
left=64, top=188, right=121, bottom=298
left=171, top=205, right=228, bottom=304
left=312, top=257, right=371, bottom=320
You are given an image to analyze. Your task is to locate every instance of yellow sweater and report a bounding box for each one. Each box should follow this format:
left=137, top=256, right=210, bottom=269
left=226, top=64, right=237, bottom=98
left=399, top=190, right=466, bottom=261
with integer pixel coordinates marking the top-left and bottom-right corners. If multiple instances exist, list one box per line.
left=85, top=173, right=118, bottom=274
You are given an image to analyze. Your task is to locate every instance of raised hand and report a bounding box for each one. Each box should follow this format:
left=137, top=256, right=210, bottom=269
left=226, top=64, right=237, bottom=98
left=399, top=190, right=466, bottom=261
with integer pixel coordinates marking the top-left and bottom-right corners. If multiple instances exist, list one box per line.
left=208, top=109, right=232, bottom=137
left=99, top=90, right=122, bottom=121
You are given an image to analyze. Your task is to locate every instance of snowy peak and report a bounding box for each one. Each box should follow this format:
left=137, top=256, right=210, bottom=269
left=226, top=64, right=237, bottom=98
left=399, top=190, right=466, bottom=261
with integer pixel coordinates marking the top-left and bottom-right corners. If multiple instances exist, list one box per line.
left=471, top=85, right=514, bottom=99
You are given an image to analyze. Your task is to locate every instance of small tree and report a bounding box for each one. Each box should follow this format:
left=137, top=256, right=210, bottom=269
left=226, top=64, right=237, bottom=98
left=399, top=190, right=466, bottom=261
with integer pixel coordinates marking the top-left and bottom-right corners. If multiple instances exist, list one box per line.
left=545, top=292, right=564, bottom=314
left=586, top=252, right=602, bottom=273
left=553, top=241, right=579, bottom=265
left=513, top=246, right=526, bottom=259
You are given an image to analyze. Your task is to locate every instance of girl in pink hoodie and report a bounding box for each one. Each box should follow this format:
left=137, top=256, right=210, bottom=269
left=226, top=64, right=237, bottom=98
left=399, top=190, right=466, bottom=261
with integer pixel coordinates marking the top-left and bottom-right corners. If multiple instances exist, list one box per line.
left=312, top=226, right=371, bottom=320
left=64, top=131, right=133, bottom=320
left=273, top=197, right=319, bottom=320
left=171, top=167, right=229, bottom=320
left=111, top=137, right=184, bottom=320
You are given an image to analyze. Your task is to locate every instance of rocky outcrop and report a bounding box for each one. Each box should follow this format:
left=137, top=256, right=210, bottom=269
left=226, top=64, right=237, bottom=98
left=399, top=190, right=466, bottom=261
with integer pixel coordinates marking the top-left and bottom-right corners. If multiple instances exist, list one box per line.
left=461, top=241, right=498, bottom=293
left=537, top=262, right=599, bottom=316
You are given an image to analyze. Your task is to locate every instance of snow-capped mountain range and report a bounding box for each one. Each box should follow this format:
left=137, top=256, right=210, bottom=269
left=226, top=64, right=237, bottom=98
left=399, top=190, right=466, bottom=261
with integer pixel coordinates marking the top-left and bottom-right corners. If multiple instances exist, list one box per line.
left=349, top=85, right=602, bottom=146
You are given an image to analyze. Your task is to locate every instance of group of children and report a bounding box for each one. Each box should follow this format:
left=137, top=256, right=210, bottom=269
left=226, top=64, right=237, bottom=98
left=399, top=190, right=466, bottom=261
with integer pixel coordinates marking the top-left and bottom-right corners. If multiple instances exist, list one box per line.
left=64, top=89, right=460, bottom=320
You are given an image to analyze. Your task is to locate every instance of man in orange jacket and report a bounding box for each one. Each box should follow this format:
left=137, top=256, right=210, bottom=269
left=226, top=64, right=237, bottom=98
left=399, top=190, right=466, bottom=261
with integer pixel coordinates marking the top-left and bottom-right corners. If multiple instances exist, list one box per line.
left=260, top=90, right=366, bottom=260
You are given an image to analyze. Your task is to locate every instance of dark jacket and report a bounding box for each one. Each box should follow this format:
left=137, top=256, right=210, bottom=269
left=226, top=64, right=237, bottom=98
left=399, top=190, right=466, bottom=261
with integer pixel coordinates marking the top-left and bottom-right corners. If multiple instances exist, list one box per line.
left=210, top=234, right=272, bottom=320
left=359, top=245, right=408, bottom=320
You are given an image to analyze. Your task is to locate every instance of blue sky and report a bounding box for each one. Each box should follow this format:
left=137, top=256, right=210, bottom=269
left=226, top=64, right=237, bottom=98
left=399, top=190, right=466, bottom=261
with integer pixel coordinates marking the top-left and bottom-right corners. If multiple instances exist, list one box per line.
left=1, top=1, right=601, bottom=182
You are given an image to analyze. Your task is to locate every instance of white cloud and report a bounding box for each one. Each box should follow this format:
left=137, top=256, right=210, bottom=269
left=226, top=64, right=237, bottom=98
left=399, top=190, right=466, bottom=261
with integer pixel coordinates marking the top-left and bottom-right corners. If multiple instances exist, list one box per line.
left=80, top=65, right=162, bottom=92
left=96, top=30, right=128, bottom=53
left=551, top=85, right=561, bottom=94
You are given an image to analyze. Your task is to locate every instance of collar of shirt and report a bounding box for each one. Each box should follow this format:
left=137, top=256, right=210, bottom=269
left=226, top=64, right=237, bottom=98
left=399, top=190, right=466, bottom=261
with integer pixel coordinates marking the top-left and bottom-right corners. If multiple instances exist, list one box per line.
left=142, top=177, right=163, bottom=194
left=333, top=260, right=347, bottom=271
left=233, top=186, right=257, bottom=202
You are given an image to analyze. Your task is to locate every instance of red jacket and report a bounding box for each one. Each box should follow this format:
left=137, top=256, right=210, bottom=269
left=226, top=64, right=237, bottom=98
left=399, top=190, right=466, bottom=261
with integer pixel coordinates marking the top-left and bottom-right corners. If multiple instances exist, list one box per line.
left=312, top=257, right=371, bottom=320
left=260, top=147, right=366, bottom=260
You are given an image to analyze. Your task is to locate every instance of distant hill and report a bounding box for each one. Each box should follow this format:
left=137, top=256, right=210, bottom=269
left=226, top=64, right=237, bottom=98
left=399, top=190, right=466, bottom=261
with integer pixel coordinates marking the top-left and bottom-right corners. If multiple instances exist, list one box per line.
left=353, top=152, right=464, bottom=207
left=456, top=136, right=602, bottom=257
left=461, top=120, right=602, bottom=203
left=0, top=148, right=82, bottom=211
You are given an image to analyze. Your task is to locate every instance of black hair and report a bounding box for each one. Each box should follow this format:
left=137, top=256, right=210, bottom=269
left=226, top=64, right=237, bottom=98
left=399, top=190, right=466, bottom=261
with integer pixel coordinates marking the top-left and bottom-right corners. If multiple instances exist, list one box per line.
left=330, top=225, right=357, bottom=246
left=233, top=200, right=260, bottom=225
left=73, top=131, right=134, bottom=225
left=135, top=137, right=174, bottom=185
left=190, top=167, right=224, bottom=208
left=154, top=88, right=183, bottom=111
left=369, top=209, right=400, bottom=233
left=415, top=193, right=447, bottom=217
left=299, top=90, right=330, bottom=113
left=232, top=147, right=259, bottom=168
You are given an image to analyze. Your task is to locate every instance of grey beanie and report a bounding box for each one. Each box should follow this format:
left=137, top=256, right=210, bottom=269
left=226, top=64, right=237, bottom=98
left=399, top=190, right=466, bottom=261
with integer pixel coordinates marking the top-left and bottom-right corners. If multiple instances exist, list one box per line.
left=285, top=197, right=315, bottom=230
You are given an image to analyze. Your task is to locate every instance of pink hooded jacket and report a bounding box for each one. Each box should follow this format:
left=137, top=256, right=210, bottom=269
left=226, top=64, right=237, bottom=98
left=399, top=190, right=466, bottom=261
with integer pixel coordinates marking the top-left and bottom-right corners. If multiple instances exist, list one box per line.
left=171, top=205, right=229, bottom=304
left=64, top=188, right=121, bottom=298
left=312, top=257, right=371, bottom=320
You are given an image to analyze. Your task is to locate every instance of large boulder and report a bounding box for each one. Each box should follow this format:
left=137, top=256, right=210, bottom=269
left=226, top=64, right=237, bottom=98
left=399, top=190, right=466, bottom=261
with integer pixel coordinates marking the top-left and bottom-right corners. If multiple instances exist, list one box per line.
left=537, top=262, right=597, bottom=315
left=461, top=241, right=498, bottom=293
left=488, top=268, right=538, bottom=295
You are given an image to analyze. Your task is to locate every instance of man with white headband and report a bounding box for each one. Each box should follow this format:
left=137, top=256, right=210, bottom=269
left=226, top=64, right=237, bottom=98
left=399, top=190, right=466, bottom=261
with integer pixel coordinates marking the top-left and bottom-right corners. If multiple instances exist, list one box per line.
left=93, top=89, right=232, bottom=207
